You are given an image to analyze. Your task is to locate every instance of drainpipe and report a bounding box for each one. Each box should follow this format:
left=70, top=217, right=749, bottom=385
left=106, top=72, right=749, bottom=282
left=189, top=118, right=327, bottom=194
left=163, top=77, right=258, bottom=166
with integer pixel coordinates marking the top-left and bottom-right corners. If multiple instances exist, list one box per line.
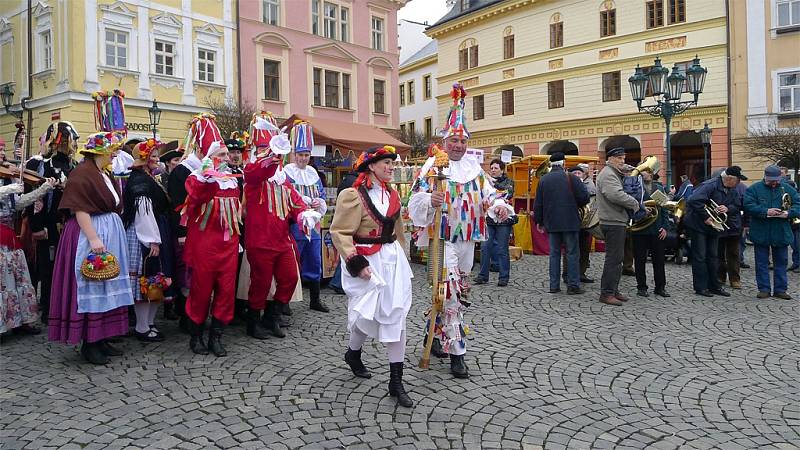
left=724, top=0, right=732, bottom=166
left=21, top=0, right=33, bottom=160
left=235, top=0, right=242, bottom=110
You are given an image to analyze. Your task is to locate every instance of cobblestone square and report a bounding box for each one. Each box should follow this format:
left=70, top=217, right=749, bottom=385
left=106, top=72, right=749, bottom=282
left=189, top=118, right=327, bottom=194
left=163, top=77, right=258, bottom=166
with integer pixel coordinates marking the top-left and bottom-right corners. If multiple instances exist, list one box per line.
left=1, top=254, right=798, bottom=449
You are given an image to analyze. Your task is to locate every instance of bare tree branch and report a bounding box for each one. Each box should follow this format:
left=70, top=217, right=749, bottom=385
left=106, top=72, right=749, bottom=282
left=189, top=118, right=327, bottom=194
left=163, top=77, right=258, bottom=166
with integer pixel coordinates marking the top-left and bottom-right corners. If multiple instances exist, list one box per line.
left=203, top=95, right=258, bottom=140
left=735, top=126, right=800, bottom=182
left=398, top=130, right=436, bottom=159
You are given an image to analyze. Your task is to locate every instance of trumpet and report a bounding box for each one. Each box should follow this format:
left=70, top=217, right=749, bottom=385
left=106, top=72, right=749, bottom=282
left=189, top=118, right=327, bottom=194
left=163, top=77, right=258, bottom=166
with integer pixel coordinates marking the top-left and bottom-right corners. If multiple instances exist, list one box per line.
left=704, top=199, right=729, bottom=232
left=782, top=192, right=800, bottom=225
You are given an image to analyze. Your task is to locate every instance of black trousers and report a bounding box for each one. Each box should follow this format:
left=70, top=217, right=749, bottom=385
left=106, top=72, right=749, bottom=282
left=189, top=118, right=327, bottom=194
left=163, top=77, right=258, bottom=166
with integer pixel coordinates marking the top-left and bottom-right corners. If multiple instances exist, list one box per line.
left=632, top=234, right=666, bottom=291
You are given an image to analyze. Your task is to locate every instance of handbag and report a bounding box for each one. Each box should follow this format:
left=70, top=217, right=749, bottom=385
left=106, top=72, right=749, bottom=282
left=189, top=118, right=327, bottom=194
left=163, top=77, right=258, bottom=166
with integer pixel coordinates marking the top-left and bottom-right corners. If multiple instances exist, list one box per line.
left=80, top=251, right=121, bottom=281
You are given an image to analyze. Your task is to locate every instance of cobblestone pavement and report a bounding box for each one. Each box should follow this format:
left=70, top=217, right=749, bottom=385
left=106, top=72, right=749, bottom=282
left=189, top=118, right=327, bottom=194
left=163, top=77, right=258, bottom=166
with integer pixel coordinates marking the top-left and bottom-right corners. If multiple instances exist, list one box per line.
left=1, top=253, right=799, bottom=450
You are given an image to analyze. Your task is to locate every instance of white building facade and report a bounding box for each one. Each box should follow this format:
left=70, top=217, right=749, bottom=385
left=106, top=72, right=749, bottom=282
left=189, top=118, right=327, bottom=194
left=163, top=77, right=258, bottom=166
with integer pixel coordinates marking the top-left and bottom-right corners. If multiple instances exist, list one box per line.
left=399, top=40, right=437, bottom=140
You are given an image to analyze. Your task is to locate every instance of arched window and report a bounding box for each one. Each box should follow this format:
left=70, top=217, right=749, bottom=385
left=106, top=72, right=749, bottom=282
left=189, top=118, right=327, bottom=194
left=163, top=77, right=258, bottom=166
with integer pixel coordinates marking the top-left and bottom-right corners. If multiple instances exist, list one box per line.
left=458, top=38, right=478, bottom=71
left=549, top=13, right=563, bottom=49
left=503, top=26, right=514, bottom=59
left=600, top=0, right=616, bottom=37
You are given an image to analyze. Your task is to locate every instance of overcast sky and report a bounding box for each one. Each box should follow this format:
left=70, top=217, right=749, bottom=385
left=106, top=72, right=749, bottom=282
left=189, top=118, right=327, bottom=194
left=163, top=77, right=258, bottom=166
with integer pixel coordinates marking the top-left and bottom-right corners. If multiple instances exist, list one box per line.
left=397, top=0, right=451, bottom=25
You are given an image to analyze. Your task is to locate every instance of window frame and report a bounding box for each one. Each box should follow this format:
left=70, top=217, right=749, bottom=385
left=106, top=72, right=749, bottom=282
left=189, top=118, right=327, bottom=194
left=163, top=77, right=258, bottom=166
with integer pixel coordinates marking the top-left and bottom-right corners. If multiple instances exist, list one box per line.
left=473, top=95, right=484, bottom=120
left=502, top=89, right=514, bottom=116
left=323, top=2, right=338, bottom=40
left=373, top=78, right=386, bottom=114
left=407, top=80, right=415, bottom=105
left=313, top=67, right=322, bottom=106
left=407, top=120, right=416, bottom=137
left=423, top=74, right=432, bottom=100
left=342, top=73, right=351, bottom=109
left=469, top=45, right=479, bottom=68
left=776, top=0, right=800, bottom=28
left=340, top=6, right=349, bottom=42
left=646, top=0, right=664, bottom=28
left=400, top=123, right=406, bottom=136
left=263, top=59, right=280, bottom=101
left=312, top=0, right=320, bottom=35
left=668, top=0, right=686, bottom=25
left=459, top=48, right=469, bottom=71
left=424, top=117, right=433, bottom=140
left=154, top=40, right=175, bottom=76
left=263, top=0, right=279, bottom=26
left=602, top=71, right=621, bottom=102
left=104, top=28, right=129, bottom=69
left=600, top=8, right=616, bottom=37
left=503, top=34, right=515, bottom=59
left=197, top=47, right=216, bottom=83
left=324, top=69, right=340, bottom=108
left=778, top=70, right=800, bottom=113
left=399, top=83, right=405, bottom=106
left=548, top=80, right=565, bottom=109
left=550, top=21, right=563, bottom=49
left=39, top=29, right=52, bottom=71
left=371, top=16, right=384, bottom=51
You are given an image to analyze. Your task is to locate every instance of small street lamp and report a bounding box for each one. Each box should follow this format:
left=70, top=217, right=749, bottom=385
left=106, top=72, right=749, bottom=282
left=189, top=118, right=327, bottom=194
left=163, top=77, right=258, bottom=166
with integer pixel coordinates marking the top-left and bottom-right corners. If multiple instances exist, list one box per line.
left=1, top=85, right=23, bottom=120
left=629, top=55, right=707, bottom=188
left=148, top=99, right=162, bottom=139
left=699, top=122, right=712, bottom=181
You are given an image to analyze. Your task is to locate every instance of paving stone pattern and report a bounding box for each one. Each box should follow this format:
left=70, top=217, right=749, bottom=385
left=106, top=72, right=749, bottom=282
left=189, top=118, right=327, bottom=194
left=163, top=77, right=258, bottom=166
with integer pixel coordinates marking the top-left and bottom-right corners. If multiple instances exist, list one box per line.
left=1, top=254, right=799, bottom=449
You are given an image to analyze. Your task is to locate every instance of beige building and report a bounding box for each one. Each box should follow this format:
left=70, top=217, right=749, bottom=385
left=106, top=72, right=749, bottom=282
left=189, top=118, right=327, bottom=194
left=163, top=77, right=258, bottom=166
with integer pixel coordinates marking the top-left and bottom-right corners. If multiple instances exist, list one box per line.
left=427, top=0, right=730, bottom=188
left=729, top=0, right=800, bottom=176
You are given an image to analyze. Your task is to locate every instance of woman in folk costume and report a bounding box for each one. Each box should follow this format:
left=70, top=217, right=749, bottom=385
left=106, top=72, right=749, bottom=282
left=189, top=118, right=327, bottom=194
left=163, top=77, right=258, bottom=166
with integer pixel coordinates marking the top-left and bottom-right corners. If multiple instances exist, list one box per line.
left=330, top=145, right=414, bottom=407
left=122, top=139, right=176, bottom=342
left=408, top=83, right=514, bottom=379
left=180, top=114, right=241, bottom=357
left=0, top=151, right=58, bottom=336
left=242, top=113, right=322, bottom=340
left=284, top=121, right=329, bottom=313
left=48, top=132, right=133, bottom=365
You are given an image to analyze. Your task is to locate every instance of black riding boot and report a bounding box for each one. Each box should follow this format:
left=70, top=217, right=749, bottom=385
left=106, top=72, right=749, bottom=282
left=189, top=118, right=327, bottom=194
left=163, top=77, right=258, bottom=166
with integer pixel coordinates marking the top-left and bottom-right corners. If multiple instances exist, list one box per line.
left=282, top=302, right=292, bottom=316
left=344, top=348, right=372, bottom=378
left=308, top=280, right=329, bottom=312
left=247, top=308, right=270, bottom=340
left=388, top=362, right=413, bottom=407
left=450, top=354, right=469, bottom=379
left=81, top=341, right=109, bottom=365
left=208, top=319, right=227, bottom=357
left=263, top=302, right=285, bottom=338
left=189, top=321, right=209, bottom=355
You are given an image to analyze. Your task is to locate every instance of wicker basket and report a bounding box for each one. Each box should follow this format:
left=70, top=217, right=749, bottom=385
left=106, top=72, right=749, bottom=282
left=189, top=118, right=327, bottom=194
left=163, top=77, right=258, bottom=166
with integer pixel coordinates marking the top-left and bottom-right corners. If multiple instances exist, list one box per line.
left=80, top=252, right=121, bottom=281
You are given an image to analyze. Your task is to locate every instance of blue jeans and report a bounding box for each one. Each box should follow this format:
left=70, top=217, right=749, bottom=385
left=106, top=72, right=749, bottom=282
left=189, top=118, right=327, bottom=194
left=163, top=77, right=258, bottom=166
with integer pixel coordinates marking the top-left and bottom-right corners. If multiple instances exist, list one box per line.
left=479, top=224, right=511, bottom=281
left=754, top=245, right=788, bottom=293
left=548, top=231, right=579, bottom=290
left=689, top=230, right=720, bottom=292
left=329, top=263, right=342, bottom=290
left=791, top=228, right=799, bottom=267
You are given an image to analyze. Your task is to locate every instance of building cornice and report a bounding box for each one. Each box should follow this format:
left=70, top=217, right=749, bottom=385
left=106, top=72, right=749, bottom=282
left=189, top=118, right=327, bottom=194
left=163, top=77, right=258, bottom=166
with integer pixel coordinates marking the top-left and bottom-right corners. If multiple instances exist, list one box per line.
left=426, top=0, right=533, bottom=38
left=399, top=54, right=437, bottom=74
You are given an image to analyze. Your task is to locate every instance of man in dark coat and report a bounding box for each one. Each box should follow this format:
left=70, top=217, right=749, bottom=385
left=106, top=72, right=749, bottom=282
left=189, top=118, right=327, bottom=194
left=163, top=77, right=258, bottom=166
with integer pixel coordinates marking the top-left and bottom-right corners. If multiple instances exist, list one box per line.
left=717, top=166, right=748, bottom=290
left=684, top=166, right=746, bottom=297
left=533, top=152, right=590, bottom=294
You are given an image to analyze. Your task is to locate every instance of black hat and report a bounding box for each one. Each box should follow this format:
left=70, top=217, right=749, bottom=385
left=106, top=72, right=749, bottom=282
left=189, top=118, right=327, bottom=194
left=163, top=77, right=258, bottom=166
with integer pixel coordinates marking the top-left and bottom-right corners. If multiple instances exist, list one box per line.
left=725, top=166, right=747, bottom=180
left=225, top=138, right=245, bottom=152
left=159, top=140, right=183, bottom=162
left=606, top=147, right=626, bottom=157
left=549, top=152, right=565, bottom=163
left=356, top=146, right=398, bottom=172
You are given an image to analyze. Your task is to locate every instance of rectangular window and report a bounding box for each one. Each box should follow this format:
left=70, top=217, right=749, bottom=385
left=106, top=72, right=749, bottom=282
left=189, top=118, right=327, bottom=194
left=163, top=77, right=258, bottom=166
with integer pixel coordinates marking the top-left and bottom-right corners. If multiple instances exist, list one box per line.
left=602, top=71, right=621, bottom=102
left=460, top=0, right=469, bottom=10
left=473, top=95, right=484, bottom=120
left=371, top=17, right=384, bottom=51
left=342, top=73, right=350, bottom=109
left=264, top=60, right=280, bottom=100
left=399, top=84, right=405, bottom=106
left=263, top=0, right=279, bottom=25
left=423, top=74, right=432, bottom=100
left=469, top=45, right=478, bottom=68
left=548, top=80, right=564, bottom=109
left=424, top=117, right=432, bottom=140
left=502, top=89, right=514, bottom=116
left=324, top=70, right=340, bottom=108
left=503, top=34, right=514, bottom=59
left=779, top=71, right=800, bottom=112
left=105, top=29, right=128, bottom=68
left=154, top=41, right=175, bottom=76
left=550, top=22, right=563, bottom=48
left=399, top=123, right=406, bottom=136
left=40, top=30, right=52, bottom=71
left=777, top=0, right=800, bottom=27
left=312, top=0, right=320, bottom=35
left=408, top=121, right=415, bottom=136
left=646, top=0, right=664, bottom=28
left=459, top=48, right=469, bottom=71
left=324, top=2, right=338, bottom=40
left=600, top=9, right=616, bottom=37
left=668, top=0, right=686, bottom=24
left=198, top=49, right=216, bottom=83
left=313, top=68, right=322, bottom=105
left=340, top=7, right=349, bottom=42
left=374, top=79, right=385, bottom=114
left=408, top=80, right=415, bottom=105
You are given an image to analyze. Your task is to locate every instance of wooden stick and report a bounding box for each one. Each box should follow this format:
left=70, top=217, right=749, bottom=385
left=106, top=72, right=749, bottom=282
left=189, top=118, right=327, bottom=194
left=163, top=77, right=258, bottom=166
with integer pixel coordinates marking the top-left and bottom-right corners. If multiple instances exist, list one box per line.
left=419, top=169, right=446, bottom=369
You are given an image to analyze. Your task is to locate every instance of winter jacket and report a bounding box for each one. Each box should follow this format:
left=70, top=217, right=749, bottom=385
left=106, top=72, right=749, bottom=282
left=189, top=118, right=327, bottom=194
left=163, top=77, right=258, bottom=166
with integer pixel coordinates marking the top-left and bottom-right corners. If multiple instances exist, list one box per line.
left=684, top=175, right=742, bottom=235
left=631, top=181, right=669, bottom=236
left=743, top=181, right=800, bottom=247
left=596, top=164, right=640, bottom=227
left=533, top=166, right=589, bottom=232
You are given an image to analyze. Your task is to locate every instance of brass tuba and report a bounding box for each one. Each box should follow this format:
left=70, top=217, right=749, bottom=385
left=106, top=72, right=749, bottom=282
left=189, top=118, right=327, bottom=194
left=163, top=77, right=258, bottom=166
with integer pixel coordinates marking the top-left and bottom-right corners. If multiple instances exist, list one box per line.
left=662, top=198, right=686, bottom=220
left=704, top=199, right=730, bottom=232
left=782, top=192, right=800, bottom=225
left=628, top=200, right=660, bottom=231
left=630, top=155, right=661, bottom=177
left=534, top=158, right=551, bottom=178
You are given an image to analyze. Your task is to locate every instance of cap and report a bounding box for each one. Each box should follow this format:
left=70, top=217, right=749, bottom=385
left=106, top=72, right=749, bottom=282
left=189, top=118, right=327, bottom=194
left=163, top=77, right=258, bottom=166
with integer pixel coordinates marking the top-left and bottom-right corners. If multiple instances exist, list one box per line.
left=550, top=152, right=565, bottom=163
left=568, top=166, right=584, bottom=173
left=725, top=165, right=748, bottom=181
left=764, top=165, right=782, bottom=182
left=159, top=141, right=183, bottom=162
left=606, top=147, right=626, bottom=158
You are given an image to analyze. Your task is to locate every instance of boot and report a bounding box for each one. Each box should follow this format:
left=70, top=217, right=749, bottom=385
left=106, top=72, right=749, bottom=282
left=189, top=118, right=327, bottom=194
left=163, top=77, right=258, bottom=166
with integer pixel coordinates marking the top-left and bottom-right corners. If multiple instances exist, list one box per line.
left=98, top=339, right=123, bottom=356
left=231, top=299, right=248, bottom=326
left=450, top=354, right=469, bottom=379
left=309, top=280, right=329, bottom=313
left=282, top=302, right=292, bottom=316
left=344, top=348, right=372, bottom=378
left=163, top=302, right=179, bottom=320
left=208, top=319, right=227, bottom=357
left=81, top=341, right=109, bottom=365
left=263, top=302, right=285, bottom=338
left=189, top=321, right=209, bottom=355
left=388, top=362, right=413, bottom=407
left=246, top=308, right=270, bottom=340
left=176, top=297, right=190, bottom=334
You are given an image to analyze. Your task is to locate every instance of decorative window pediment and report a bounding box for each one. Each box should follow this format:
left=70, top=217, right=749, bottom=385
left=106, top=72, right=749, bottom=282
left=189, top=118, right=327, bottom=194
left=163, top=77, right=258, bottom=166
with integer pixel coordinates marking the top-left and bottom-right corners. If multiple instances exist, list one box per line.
left=152, top=13, right=182, bottom=37
left=0, top=17, right=13, bottom=45
left=458, top=38, right=477, bottom=50
left=253, top=31, right=291, bottom=49
left=195, top=23, right=222, bottom=47
left=304, top=42, right=359, bottom=63
left=195, top=23, right=223, bottom=37
left=100, top=1, right=135, bottom=25
left=32, top=1, right=52, bottom=19
left=367, top=56, right=393, bottom=69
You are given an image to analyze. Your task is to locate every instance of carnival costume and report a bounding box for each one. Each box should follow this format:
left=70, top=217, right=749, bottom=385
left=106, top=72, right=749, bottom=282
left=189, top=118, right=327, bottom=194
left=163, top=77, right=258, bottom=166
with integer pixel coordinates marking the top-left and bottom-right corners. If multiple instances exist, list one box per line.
left=224, top=134, right=248, bottom=322
left=408, top=83, right=513, bottom=379
left=284, top=121, right=329, bottom=313
left=331, top=145, right=414, bottom=407
left=241, top=113, right=321, bottom=339
left=48, top=131, right=133, bottom=364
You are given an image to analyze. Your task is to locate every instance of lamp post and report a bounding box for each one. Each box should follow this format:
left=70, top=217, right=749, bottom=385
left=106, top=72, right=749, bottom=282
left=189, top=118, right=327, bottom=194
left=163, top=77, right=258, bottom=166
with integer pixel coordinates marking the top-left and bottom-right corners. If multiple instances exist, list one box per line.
left=629, top=55, right=707, bottom=189
left=1, top=85, right=23, bottom=120
left=698, top=122, right=712, bottom=181
left=148, top=99, right=162, bottom=139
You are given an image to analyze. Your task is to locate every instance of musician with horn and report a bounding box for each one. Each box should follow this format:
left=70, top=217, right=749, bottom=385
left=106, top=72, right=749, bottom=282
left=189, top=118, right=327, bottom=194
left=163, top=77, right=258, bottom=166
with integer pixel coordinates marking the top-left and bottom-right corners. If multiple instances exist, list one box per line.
left=743, top=165, right=800, bottom=300
left=684, top=166, right=745, bottom=297
left=630, top=168, right=670, bottom=298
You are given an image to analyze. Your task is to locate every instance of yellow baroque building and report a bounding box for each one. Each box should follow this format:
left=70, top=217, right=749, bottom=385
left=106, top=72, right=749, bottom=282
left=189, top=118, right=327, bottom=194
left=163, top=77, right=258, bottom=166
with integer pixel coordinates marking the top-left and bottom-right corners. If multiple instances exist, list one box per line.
left=0, top=0, right=237, bottom=158
left=427, top=0, right=730, bottom=188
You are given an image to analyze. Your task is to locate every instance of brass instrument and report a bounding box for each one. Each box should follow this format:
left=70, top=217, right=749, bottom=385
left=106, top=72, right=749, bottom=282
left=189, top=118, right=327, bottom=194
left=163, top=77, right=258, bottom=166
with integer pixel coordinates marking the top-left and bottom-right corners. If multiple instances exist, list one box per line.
left=626, top=155, right=661, bottom=230
left=781, top=192, right=800, bottom=225
left=630, top=155, right=661, bottom=177
left=704, top=199, right=730, bottom=232
left=662, top=198, right=686, bottom=220
left=628, top=200, right=660, bottom=231
left=533, top=158, right=551, bottom=178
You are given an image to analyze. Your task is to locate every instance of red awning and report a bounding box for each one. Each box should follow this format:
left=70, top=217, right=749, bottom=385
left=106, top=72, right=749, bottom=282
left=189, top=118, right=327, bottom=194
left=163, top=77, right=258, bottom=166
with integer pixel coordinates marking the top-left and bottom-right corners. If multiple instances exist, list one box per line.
left=281, top=114, right=410, bottom=155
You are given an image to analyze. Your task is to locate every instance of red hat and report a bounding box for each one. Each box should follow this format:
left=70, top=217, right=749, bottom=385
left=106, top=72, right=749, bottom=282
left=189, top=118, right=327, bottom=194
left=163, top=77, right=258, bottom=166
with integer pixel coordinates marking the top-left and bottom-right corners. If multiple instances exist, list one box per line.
left=248, top=112, right=278, bottom=149
left=183, top=113, right=224, bottom=159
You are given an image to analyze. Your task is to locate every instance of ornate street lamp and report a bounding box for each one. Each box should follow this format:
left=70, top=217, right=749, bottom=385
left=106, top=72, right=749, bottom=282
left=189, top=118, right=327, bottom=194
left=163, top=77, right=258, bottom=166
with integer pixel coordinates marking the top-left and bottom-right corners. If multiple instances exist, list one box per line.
left=629, top=55, right=708, bottom=188
left=148, top=99, right=162, bottom=139
left=699, top=122, right=712, bottom=181
left=1, top=85, right=22, bottom=120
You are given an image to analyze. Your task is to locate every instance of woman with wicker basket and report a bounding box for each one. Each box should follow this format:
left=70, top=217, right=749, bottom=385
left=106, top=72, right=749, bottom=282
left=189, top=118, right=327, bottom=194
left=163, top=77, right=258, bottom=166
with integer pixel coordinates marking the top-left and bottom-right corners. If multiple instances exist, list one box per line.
left=122, top=139, right=175, bottom=343
left=48, top=132, right=133, bottom=365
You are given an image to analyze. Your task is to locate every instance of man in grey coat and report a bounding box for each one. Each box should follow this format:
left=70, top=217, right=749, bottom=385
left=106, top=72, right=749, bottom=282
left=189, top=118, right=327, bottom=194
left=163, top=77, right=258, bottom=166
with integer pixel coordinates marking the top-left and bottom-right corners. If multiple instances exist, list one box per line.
left=596, top=147, right=641, bottom=306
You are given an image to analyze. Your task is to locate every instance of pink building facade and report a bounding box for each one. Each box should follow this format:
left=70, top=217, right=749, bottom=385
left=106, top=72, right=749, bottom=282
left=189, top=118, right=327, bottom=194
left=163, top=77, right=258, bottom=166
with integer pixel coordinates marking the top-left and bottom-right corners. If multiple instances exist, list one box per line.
left=238, top=0, right=407, bottom=130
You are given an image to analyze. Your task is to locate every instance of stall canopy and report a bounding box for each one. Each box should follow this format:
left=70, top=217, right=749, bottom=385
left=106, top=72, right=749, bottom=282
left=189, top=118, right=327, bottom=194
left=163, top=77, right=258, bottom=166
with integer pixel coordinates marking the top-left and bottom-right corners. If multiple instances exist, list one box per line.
left=281, top=114, right=411, bottom=155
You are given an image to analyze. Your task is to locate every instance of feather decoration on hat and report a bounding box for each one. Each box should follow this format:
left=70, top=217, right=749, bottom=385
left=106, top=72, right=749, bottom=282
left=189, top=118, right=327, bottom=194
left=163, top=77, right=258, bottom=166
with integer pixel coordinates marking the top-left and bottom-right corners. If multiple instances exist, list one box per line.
left=441, top=83, right=469, bottom=140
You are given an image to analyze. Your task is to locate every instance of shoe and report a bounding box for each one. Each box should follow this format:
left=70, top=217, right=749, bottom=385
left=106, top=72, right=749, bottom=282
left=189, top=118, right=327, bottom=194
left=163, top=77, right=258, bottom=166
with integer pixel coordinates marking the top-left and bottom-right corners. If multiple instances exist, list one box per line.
left=135, top=329, right=163, bottom=343
left=388, top=362, right=413, bottom=408
left=614, top=293, right=630, bottom=302
left=696, top=290, right=714, bottom=297
left=474, top=278, right=487, bottom=285
left=189, top=321, right=209, bottom=355
left=497, top=280, right=508, bottom=287
left=730, top=281, right=742, bottom=289
left=207, top=319, right=227, bottom=357
left=580, top=276, right=594, bottom=283
left=264, top=302, right=285, bottom=338
left=740, top=262, right=751, bottom=269
left=278, top=314, right=292, bottom=328
left=98, top=339, right=123, bottom=356
left=653, top=289, right=671, bottom=298
left=163, top=302, right=179, bottom=321
left=710, top=288, right=731, bottom=297
left=450, top=354, right=469, bottom=379
left=622, top=269, right=635, bottom=276
left=330, top=286, right=346, bottom=295
left=344, top=348, right=372, bottom=378
left=178, top=315, right=190, bottom=335
left=774, top=292, right=792, bottom=300
left=599, top=295, right=623, bottom=306
left=246, top=309, right=270, bottom=340
left=637, top=289, right=649, bottom=297
left=430, top=337, right=447, bottom=358
left=756, top=291, right=770, bottom=299
left=548, top=288, right=561, bottom=294
left=309, top=281, right=330, bottom=313
left=149, top=326, right=165, bottom=340
left=81, top=342, right=109, bottom=365
left=282, top=302, right=293, bottom=316
left=567, top=286, right=585, bottom=295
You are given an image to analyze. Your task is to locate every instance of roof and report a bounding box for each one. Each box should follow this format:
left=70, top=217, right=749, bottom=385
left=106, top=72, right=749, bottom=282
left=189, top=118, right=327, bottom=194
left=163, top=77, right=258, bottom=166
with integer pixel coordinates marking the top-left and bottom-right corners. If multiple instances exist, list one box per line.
left=400, top=40, right=438, bottom=67
left=428, top=0, right=506, bottom=29
left=281, top=115, right=410, bottom=154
